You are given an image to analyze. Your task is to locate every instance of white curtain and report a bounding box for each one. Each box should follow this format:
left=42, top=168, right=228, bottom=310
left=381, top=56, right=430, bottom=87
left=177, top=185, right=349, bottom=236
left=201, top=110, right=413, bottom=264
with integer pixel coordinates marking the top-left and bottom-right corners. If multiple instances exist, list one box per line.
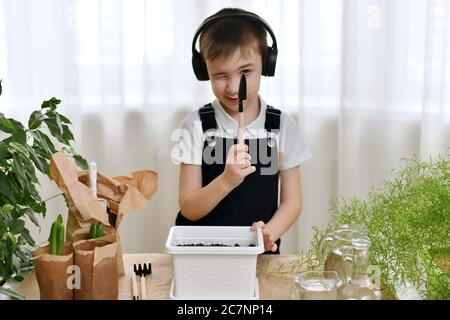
left=1, top=0, right=449, bottom=254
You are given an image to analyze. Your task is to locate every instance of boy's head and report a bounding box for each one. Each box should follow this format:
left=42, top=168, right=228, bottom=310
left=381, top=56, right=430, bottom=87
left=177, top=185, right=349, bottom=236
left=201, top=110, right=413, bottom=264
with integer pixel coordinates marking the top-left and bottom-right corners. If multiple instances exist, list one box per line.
left=199, top=8, right=267, bottom=68
left=192, top=8, right=277, bottom=113
left=192, top=8, right=278, bottom=81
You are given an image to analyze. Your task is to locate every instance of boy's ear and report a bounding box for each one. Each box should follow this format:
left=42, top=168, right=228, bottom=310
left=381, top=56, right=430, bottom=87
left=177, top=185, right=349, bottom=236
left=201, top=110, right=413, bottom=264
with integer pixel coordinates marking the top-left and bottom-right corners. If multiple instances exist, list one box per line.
left=192, top=50, right=210, bottom=81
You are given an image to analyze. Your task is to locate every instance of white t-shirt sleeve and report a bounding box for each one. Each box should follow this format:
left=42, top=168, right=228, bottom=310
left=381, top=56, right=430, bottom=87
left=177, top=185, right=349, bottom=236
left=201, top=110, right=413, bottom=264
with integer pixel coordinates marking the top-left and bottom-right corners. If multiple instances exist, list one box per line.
left=171, top=111, right=203, bottom=166
left=278, top=113, right=312, bottom=171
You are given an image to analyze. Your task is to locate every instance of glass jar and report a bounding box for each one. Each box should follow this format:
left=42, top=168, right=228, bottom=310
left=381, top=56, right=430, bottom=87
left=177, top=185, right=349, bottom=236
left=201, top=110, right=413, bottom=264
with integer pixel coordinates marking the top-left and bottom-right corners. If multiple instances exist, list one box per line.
left=338, top=238, right=380, bottom=300
left=321, top=224, right=367, bottom=286
left=289, top=270, right=340, bottom=300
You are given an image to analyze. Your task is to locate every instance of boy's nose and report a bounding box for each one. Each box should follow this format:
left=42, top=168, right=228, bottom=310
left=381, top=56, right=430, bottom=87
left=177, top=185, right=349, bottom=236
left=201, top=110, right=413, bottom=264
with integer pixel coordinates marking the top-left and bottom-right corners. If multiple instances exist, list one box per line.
left=226, top=76, right=240, bottom=95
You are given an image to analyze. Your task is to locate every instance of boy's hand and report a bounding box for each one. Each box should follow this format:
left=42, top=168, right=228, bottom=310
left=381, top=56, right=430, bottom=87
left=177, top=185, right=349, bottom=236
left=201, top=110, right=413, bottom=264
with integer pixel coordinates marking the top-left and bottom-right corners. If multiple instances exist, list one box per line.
left=222, top=144, right=256, bottom=189
left=251, top=221, right=277, bottom=252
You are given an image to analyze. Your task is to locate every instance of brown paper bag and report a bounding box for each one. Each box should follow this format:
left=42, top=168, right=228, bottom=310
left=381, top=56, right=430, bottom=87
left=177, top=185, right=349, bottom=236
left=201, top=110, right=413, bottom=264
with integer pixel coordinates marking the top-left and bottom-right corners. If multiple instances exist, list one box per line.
left=73, top=234, right=118, bottom=300
left=33, top=243, right=74, bottom=300
left=50, top=150, right=158, bottom=275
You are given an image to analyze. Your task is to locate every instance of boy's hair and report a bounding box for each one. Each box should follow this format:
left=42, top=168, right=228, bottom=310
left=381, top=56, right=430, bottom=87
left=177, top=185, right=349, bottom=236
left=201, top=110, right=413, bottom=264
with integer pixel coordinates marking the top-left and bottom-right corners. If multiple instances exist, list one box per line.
left=199, top=8, right=268, bottom=62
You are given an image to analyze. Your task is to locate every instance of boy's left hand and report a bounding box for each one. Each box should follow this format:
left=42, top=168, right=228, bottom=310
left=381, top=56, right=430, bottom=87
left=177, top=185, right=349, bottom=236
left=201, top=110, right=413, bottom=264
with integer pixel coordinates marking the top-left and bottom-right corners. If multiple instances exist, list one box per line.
left=251, top=221, right=277, bottom=252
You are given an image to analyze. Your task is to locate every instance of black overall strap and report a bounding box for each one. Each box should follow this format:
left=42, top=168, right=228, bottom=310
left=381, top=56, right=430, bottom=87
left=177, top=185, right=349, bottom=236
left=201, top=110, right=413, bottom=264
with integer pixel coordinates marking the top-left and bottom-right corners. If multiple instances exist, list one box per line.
left=265, top=105, right=281, bottom=132
left=198, top=103, right=217, bottom=132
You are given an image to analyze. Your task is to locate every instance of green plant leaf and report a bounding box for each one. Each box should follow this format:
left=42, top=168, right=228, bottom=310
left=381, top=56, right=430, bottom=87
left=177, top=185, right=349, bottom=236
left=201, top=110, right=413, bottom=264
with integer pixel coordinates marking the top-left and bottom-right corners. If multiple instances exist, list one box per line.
left=23, top=208, right=40, bottom=227
left=0, top=141, right=10, bottom=168
left=31, top=130, right=57, bottom=156
left=1, top=204, right=13, bottom=215
left=28, top=198, right=46, bottom=215
left=26, top=145, right=46, bottom=174
left=58, top=114, right=72, bottom=125
left=43, top=118, right=65, bottom=143
left=0, top=172, right=12, bottom=199
left=9, top=142, right=28, bottom=155
left=8, top=232, right=16, bottom=248
left=0, top=140, right=7, bottom=161
left=56, top=222, right=64, bottom=255
left=11, top=153, right=28, bottom=191
left=0, top=286, right=25, bottom=300
left=55, top=113, right=63, bottom=133
left=0, top=117, right=16, bottom=134
left=0, top=219, right=7, bottom=235
left=20, top=228, right=34, bottom=246
left=17, top=152, right=38, bottom=185
left=27, top=110, right=42, bottom=130
left=61, top=124, right=74, bottom=142
left=56, top=214, right=63, bottom=226
left=3, top=128, right=26, bottom=145
left=13, top=275, right=24, bottom=282
left=48, top=220, right=56, bottom=251
left=72, top=154, right=89, bottom=170
left=9, top=220, right=25, bottom=234
left=41, top=97, right=61, bottom=112
left=30, top=142, right=51, bottom=176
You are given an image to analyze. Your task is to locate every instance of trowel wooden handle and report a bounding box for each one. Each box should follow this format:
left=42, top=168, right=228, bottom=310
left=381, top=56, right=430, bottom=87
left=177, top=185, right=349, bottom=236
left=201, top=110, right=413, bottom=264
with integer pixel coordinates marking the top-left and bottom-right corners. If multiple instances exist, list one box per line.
left=131, top=273, right=139, bottom=300
left=238, top=113, right=245, bottom=145
left=89, top=162, right=97, bottom=198
left=140, top=275, right=147, bottom=300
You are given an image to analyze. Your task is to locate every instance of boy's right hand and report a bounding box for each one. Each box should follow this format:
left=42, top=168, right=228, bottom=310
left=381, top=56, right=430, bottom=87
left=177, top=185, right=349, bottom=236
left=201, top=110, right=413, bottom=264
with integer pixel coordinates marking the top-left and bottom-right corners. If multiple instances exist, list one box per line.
left=221, top=144, right=256, bottom=189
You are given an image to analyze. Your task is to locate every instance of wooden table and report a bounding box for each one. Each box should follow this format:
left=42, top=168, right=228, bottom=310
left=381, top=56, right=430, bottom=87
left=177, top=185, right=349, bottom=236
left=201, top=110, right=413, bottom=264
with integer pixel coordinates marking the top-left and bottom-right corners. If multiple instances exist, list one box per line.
left=16, top=253, right=301, bottom=300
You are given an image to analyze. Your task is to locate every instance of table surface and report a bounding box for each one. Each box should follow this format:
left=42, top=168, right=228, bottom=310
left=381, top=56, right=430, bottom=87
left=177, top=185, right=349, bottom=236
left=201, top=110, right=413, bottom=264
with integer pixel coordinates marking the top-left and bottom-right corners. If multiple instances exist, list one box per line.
left=16, top=253, right=301, bottom=300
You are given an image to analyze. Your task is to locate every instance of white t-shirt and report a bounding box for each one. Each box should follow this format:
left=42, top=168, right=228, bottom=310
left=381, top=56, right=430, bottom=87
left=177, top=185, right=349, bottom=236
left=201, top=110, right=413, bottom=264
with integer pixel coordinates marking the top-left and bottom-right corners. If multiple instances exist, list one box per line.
left=171, top=96, right=312, bottom=171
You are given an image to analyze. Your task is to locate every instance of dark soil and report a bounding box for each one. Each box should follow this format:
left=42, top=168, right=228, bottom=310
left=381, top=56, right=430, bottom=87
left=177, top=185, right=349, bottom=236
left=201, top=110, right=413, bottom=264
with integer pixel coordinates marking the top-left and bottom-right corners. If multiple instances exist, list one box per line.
left=177, top=243, right=256, bottom=247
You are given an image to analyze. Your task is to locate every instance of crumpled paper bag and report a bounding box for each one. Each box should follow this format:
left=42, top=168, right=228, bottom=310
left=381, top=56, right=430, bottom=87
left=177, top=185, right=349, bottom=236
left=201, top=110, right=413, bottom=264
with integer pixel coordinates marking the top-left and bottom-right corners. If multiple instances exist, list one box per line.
left=50, top=150, right=158, bottom=275
left=33, top=243, right=74, bottom=300
left=72, top=233, right=118, bottom=300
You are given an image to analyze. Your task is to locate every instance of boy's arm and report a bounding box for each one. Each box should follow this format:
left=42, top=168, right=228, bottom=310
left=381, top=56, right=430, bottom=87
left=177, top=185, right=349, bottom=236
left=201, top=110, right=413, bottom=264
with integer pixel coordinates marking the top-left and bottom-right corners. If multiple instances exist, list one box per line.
left=178, top=163, right=233, bottom=221
left=179, top=144, right=255, bottom=221
left=252, top=165, right=303, bottom=251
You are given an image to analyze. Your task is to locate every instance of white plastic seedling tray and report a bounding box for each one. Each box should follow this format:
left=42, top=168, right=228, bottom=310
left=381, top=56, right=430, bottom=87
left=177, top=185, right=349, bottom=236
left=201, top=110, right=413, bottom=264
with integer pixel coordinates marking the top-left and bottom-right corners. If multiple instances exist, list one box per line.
left=165, top=226, right=264, bottom=300
left=169, top=277, right=260, bottom=300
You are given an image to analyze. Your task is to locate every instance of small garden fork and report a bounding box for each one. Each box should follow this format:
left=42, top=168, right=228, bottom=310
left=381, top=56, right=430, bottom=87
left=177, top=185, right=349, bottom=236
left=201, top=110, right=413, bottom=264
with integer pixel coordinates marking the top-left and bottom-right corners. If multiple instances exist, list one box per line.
left=133, top=263, right=152, bottom=300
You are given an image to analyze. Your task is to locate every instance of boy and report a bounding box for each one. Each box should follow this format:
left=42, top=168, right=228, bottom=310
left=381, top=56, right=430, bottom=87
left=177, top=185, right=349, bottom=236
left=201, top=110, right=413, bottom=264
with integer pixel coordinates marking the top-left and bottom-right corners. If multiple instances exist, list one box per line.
left=172, top=8, right=311, bottom=253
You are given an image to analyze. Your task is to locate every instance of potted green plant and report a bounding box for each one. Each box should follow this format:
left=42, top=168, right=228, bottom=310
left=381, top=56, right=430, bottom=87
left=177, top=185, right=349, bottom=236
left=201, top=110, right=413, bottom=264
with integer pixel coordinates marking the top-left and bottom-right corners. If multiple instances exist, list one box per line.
left=271, top=152, right=449, bottom=300
left=0, top=80, right=87, bottom=299
left=33, top=214, right=74, bottom=300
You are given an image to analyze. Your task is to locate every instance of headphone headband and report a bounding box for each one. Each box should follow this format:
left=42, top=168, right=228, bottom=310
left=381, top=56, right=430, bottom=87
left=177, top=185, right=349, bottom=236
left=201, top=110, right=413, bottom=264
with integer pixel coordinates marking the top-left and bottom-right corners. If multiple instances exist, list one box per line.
left=191, top=10, right=278, bottom=55
left=191, top=9, right=278, bottom=81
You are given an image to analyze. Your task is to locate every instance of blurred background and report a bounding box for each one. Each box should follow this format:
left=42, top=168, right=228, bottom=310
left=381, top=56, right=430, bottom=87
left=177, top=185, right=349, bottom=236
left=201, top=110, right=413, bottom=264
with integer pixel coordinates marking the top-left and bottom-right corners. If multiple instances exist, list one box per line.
left=0, top=0, right=449, bottom=254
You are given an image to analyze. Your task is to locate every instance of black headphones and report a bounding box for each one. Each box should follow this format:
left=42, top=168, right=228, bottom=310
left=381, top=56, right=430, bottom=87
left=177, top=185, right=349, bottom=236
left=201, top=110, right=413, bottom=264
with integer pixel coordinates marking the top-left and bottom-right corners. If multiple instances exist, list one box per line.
left=191, top=8, right=278, bottom=81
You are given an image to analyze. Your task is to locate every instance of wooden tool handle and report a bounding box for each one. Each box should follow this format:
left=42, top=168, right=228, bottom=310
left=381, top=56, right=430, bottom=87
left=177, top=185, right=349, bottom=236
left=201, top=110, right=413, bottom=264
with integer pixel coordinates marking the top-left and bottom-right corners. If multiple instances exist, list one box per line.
left=238, top=113, right=245, bottom=145
left=140, top=275, right=147, bottom=300
left=131, top=274, right=139, bottom=300
left=89, top=162, right=97, bottom=198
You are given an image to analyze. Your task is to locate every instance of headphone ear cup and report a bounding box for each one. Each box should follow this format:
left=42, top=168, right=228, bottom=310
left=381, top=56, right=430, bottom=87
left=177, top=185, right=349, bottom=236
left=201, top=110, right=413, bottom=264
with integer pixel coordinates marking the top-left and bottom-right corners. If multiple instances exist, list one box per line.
left=262, top=47, right=278, bottom=77
left=192, top=50, right=209, bottom=81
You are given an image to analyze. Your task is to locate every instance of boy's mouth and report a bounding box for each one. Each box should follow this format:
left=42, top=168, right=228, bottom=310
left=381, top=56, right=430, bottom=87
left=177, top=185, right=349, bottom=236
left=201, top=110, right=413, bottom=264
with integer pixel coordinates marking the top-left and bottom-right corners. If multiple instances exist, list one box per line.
left=226, top=97, right=239, bottom=105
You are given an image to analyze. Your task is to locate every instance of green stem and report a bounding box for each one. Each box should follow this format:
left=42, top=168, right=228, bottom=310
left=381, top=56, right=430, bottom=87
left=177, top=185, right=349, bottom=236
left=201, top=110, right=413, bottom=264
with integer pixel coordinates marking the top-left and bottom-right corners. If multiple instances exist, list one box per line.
left=43, top=193, right=64, bottom=203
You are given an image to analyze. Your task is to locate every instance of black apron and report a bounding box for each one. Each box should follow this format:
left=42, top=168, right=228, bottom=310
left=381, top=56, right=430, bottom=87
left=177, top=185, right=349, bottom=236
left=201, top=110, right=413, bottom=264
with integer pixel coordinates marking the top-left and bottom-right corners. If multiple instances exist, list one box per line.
left=176, top=103, right=281, bottom=253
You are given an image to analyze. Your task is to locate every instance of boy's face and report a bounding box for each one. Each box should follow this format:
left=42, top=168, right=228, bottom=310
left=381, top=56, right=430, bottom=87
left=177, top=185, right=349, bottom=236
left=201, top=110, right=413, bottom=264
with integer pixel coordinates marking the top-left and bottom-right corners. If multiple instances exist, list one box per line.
left=205, top=44, right=262, bottom=114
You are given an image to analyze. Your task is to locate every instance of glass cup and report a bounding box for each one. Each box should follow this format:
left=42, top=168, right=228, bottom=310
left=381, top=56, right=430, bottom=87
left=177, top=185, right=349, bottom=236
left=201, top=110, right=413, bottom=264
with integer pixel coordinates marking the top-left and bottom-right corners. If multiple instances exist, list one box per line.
left=289, top=270, right=340, bottom=300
